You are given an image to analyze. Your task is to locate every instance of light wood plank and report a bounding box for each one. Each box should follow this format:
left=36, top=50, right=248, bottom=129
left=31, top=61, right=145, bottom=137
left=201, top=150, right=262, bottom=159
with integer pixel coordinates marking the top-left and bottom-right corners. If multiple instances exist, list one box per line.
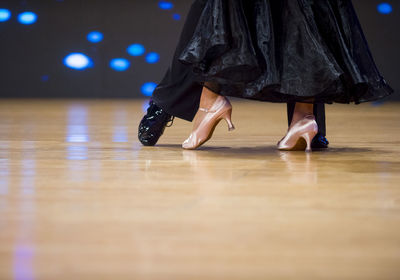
left=0, top=99, right=399, bottom=280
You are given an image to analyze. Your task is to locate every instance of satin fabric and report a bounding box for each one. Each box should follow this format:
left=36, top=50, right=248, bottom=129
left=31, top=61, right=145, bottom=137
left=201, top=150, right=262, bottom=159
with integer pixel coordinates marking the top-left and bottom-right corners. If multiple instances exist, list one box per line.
left=177, top=0, right=394, bottom=103
left=152, top=0, right=327, bottom=129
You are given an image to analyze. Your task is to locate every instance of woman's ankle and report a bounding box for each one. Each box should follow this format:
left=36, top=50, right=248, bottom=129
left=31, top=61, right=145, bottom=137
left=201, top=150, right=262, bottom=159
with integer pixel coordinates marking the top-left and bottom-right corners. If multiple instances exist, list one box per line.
left=290, top=102, right=314, bottom=127
left=200, top=86, right=220, bottom=109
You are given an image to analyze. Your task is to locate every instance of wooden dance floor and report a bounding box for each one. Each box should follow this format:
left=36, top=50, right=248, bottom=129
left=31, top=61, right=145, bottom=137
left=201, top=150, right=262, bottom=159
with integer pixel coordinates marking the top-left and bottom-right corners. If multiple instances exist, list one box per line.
left=0, top=99, right=399, bottom=280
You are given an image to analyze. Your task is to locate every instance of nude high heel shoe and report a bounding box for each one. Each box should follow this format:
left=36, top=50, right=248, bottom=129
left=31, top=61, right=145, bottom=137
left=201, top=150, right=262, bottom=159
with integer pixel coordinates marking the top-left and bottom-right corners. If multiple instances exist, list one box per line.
left=182, top=95, right=235, bottom=150
left=277, top=115, right=318, bottom=152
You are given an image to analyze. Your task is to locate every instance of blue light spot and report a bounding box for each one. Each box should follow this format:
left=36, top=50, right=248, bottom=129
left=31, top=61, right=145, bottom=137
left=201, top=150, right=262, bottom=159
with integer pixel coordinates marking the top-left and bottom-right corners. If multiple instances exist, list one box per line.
left=41, top=75, right=49, bottom=82
left=145, top=52, right=160, bottom=64
left=18, top=11, right=37, bottom=25
left=87, top=31, right=103, bottom=43
left=0, top=9, right=11, bottom=22
left=110, top=58, right=130, bottom=71
left=372, top=100, right=385, bottom=106
left=159, top=1, right=174, bottom=10
left=173, top=13, right=181, bottom=20
left=127, top=44, right=145, bottom=56
left=141, top=82, right=157, bottom=97
left=64, top=53, right=93, bottom=70
left=377, top=3, right=392, bottom=14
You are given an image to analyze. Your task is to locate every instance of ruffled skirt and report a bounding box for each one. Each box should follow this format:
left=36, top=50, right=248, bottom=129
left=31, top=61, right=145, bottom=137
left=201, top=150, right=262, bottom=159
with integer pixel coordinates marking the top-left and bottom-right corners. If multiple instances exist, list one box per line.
left=177, top=0, right=394, bottom=103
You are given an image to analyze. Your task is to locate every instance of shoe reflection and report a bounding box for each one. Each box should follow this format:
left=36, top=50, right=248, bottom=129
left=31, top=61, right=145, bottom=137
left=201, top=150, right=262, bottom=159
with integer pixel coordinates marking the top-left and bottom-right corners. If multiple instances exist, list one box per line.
left=278, top=151, right=318, bottom=185
left=182, top=150, right=200, bottom=167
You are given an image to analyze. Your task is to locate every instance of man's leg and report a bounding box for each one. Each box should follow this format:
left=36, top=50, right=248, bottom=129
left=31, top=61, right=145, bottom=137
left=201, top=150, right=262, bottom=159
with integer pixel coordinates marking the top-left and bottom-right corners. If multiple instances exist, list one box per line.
left=138, top=0, right=206, bottom=146
left=287, top=102, right=329, bottom=148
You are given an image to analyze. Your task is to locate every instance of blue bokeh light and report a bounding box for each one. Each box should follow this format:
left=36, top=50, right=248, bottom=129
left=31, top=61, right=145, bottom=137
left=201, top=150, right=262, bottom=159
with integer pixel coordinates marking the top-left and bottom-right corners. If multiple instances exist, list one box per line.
left=377, top=3, right=393, bottom=14
left=141, top=82, right=157, bottom=97
left=0, top=9, right=11, bottom=22
left=87, top=31, right=103, bottom=43
left=110, top=58, right=130, bottom=71
left=64, top=53, right=93, bottom=70
left=159, top=1, right=174, bottom=10
left=145, top=52, right=160, bottom=64
left=127, top=44, right=145, bottom=56
left=18, top=11, right=37, bottom=25
left=173, top=13, right=181, bottom=20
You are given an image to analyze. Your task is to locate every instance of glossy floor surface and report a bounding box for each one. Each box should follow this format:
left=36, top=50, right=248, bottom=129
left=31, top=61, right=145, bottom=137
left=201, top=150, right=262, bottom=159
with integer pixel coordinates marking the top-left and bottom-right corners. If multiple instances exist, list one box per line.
left=0, top=99, right=400, bottom=280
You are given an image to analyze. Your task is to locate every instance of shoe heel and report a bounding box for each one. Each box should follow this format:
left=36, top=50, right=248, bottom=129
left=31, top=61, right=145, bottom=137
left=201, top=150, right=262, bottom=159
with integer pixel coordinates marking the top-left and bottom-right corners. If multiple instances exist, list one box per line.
left=222, top=109, right=235, bottom=131
left=301, top=131, right=317, bottom=152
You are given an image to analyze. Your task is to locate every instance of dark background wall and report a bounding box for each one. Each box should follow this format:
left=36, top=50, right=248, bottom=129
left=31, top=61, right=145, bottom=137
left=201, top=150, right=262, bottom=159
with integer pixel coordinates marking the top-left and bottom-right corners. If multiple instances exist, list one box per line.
left=0, top=0, right=398, bottom=100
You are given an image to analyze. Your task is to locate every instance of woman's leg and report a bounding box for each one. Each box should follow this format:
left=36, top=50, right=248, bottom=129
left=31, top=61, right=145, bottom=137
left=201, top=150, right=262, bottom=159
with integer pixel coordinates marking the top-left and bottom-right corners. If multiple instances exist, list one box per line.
left=290, top=103, right=314, bottom=128
left=199, top=85, right=220, bottom=110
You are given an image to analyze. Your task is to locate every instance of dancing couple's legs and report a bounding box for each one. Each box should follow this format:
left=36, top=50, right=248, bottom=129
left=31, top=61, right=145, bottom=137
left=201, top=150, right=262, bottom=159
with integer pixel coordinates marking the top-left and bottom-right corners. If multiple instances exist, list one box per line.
left=137, top=0, right=328, bottom=150
left=139, top=83, right=328, bottom=151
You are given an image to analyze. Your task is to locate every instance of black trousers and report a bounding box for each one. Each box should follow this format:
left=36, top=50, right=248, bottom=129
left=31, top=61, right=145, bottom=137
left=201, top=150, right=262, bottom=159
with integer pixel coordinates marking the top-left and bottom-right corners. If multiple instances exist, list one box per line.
left=152, top=0, right=326, bottom=136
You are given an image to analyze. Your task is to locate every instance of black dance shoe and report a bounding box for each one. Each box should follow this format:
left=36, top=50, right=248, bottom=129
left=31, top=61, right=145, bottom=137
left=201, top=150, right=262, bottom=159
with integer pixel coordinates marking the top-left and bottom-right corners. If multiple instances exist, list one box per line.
left=138, top=99, right=174, bottom=146
left=311, top=133, right=330, bottom=149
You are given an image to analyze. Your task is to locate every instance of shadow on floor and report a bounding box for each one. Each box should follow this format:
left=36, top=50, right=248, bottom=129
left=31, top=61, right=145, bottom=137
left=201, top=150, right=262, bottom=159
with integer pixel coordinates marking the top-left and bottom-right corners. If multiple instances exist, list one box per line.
left=152, top=144, right=376, bottom=159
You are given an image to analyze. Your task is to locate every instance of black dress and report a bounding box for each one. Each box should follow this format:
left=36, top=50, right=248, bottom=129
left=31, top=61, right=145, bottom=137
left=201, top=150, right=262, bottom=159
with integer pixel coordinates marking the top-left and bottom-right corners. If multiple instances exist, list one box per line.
left=153, top=0, right=394, bottom=120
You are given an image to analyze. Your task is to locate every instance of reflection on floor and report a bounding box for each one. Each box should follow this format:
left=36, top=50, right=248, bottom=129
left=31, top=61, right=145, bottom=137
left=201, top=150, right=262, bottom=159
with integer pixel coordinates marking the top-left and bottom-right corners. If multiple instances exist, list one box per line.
left=0, top=99, right=399, bottom=280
